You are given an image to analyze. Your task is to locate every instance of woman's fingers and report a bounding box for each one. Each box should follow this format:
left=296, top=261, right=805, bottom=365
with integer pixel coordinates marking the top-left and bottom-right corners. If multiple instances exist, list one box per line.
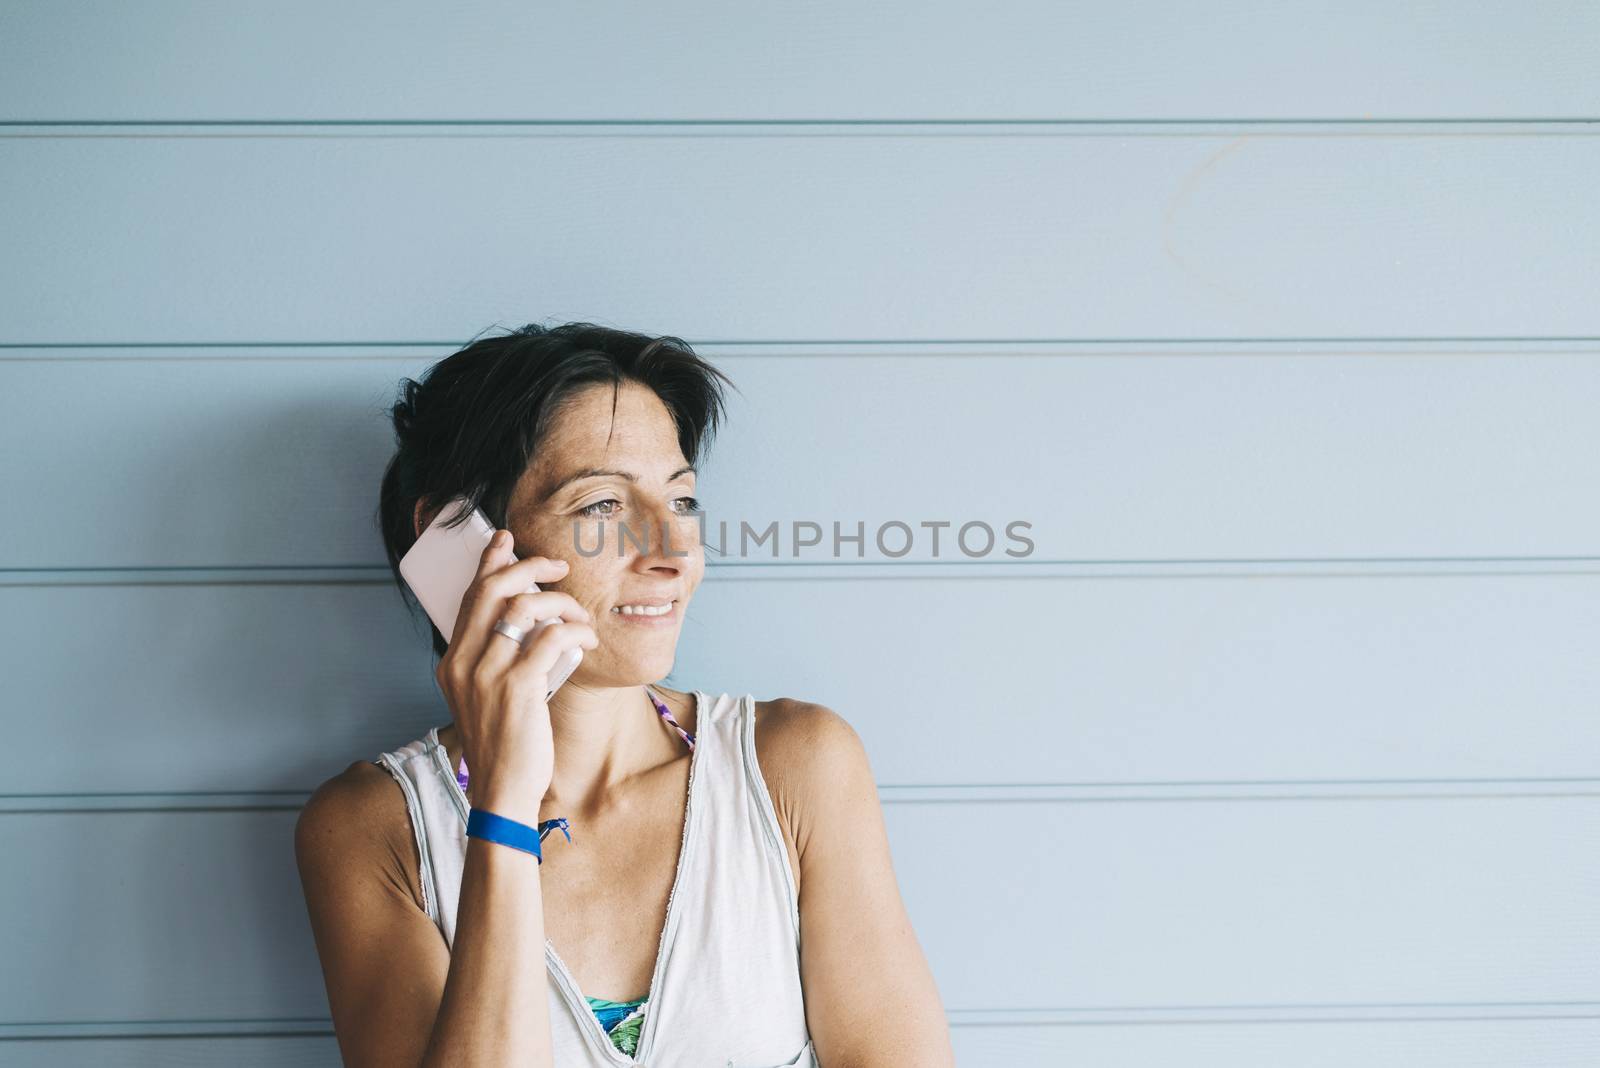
left=508, top=618, right=600, bottom=691
left=472, top=587, right=594, bottom=678
left=446, top=532, right=575, bottom=680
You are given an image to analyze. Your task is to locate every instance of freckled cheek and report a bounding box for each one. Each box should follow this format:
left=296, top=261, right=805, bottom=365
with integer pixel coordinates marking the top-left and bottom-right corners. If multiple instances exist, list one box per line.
left=547, top=562, right=617, bottom=624
left=552, top=572, right=601, bottom=614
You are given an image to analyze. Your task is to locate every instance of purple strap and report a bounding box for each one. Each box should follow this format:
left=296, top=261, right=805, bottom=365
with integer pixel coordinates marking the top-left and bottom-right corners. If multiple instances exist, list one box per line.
left=456, top=687, right=695, bottom=845
left=648, top=686, right=697, bottom=752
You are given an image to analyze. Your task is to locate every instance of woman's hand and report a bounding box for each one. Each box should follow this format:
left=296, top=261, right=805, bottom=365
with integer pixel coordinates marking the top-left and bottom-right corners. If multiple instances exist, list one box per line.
left=434, top=528, right=598, bottom=822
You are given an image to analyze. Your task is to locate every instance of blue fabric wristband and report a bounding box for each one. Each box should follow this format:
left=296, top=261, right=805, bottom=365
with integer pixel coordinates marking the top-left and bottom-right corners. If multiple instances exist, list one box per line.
left=466, top=807, right=545, bottom=863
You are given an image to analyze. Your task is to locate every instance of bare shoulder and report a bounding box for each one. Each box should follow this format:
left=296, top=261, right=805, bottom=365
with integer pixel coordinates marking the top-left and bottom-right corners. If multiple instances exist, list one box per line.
left=752, top=698, right=872, bottom=881
left=295, top=759, right=428, bottom=916
left=752, top=697, right=861, bottom=767
left=301, top=759, right=401, bottom=826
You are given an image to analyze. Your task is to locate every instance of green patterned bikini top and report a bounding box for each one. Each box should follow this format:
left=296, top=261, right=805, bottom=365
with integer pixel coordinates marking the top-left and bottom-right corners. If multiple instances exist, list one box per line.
left=587, top=994, right=648, bottom=1055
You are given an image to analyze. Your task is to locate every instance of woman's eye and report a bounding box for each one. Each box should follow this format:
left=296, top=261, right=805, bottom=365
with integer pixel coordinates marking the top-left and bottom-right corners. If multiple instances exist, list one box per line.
left=579, top=496, right=699, bottom=518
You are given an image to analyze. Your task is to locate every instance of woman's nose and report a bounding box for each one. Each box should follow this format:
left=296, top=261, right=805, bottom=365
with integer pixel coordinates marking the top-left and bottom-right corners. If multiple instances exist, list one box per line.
left=631, top=501, right=698, bottom=563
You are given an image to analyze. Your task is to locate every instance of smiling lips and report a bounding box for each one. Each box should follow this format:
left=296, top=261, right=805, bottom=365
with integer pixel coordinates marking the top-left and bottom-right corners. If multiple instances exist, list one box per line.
left=612, top=598, right=678, bottom=620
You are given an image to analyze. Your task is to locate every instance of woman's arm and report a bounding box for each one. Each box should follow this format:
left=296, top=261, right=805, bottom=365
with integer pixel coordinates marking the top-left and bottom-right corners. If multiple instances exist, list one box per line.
left=760, top=702, right=957, bottom=1068
left=295, top=761, right=556, bottom=1067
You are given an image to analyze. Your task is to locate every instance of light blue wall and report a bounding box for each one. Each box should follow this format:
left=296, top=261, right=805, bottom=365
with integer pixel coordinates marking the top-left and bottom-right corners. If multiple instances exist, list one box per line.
left=2, top=3, right=1598, bottom=1065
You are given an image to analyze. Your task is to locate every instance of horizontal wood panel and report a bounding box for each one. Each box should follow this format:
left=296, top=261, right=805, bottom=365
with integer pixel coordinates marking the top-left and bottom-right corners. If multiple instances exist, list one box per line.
left=0, top=799, right=1592, bottom=1022
left=2, top=2, right=1597, bottom=122
left=7, top=1019, right=1600, bottom=1067
left=951, top=1017, right=1600, bottom=1067
left=4, top=351, right=1598, bottom=570
left=4, top=570, right=1598, bottom=797
left=5, top=1036, right=337, bottom=1067
left=2, top=133, right=1598, bottom=343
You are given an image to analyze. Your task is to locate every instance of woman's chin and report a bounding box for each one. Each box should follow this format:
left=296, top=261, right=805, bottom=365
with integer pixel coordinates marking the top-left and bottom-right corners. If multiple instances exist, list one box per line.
left=569, top=652, right=677, bottom=689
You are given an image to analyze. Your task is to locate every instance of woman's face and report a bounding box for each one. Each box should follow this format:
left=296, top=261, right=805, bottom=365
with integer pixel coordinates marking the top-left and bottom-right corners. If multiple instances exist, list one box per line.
left=502, top=379, right=705, bottom=687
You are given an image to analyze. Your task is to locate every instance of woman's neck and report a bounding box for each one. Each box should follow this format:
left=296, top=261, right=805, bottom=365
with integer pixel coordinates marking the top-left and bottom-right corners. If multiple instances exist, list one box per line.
left=437, top=684, right=695, bottom=816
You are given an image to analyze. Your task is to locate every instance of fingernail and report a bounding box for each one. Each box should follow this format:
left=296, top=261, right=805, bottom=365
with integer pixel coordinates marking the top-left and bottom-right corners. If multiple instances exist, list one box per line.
left=494, top=530, right=508, bottom=546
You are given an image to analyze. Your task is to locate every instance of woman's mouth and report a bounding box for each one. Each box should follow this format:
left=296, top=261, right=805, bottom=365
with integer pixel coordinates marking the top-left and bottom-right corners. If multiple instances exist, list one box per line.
left=610, top=599, right=679, bottom=626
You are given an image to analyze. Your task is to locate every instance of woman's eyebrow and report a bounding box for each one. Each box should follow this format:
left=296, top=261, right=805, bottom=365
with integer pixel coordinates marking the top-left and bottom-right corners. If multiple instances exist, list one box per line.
left=541, top=464, right=696, bottom=502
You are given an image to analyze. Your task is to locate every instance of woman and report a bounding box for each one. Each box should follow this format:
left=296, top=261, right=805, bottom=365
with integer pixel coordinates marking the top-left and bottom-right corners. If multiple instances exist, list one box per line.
left=295, top=323, right=955, bottom=1067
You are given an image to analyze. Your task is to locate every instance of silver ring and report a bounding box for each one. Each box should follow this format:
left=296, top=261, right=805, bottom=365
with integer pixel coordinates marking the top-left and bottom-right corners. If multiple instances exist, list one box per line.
left=491, top=618, right=527, bottom=646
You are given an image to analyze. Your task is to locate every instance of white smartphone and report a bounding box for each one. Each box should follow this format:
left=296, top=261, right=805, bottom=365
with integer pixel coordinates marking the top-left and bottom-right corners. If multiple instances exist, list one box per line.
left=398, top=498, right=583, bottom=700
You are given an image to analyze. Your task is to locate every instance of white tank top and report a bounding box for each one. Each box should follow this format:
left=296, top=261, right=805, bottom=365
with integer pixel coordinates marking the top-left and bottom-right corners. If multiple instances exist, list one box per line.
left=373, top=690, right=818, bottom=1068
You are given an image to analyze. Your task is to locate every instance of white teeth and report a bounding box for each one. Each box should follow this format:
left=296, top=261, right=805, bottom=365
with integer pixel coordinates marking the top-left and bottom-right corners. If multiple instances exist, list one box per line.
left=614, top=602, right=672, bottom=616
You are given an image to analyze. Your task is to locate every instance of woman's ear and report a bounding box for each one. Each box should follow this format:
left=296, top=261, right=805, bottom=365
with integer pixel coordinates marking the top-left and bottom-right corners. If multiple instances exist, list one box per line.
left=413, top=496, right=436, bottom=540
